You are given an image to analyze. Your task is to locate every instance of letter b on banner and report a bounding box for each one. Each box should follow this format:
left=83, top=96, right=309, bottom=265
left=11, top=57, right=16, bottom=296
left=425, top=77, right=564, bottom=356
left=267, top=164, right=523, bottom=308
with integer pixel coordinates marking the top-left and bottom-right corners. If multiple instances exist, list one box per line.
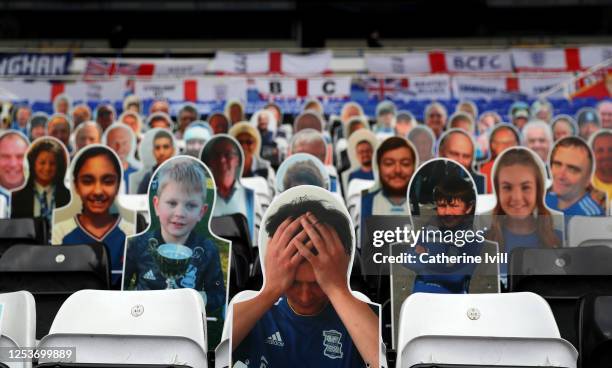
left=269, top=80, right=282, bottom=95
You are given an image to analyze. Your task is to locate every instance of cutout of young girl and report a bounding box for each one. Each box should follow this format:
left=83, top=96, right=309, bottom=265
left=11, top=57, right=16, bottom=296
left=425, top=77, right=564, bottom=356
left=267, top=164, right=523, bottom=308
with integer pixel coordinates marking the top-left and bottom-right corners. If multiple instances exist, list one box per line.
left=52, top=145, right=135, bottom=287
left=11, top=137, right=70, bottom=225
left=487, top=147, right=562, bottom=287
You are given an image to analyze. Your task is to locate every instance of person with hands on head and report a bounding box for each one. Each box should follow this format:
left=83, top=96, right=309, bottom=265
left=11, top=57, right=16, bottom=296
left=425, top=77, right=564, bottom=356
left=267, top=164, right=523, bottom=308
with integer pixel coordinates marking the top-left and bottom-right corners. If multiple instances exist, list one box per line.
left=232, top=196, right=380, bottom=368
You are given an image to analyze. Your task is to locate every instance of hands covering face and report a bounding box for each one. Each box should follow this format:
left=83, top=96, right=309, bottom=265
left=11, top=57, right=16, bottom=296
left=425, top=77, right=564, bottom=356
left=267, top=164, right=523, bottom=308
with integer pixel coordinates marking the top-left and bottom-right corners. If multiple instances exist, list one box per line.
left=263, top=212, right=350, bottom=299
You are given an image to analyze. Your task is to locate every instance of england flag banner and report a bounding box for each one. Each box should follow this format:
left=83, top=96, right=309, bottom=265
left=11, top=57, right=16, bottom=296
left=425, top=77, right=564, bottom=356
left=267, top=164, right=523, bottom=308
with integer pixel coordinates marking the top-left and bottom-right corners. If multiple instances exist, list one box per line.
left=210, top=51, right=332, bottom=75
left=134, top=78, right=248, bottom=102
left=511, top=48, right=581, bottom=72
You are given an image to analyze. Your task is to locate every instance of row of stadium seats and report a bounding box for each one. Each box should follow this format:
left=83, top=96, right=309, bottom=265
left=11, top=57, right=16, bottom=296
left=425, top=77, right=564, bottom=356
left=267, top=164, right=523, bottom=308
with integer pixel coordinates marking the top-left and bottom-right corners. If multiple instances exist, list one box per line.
left=2, top=289, right=610, bottom=367
left=0, top=215, right=610, bottom=331
left=0, top=229, right=611, bottom=366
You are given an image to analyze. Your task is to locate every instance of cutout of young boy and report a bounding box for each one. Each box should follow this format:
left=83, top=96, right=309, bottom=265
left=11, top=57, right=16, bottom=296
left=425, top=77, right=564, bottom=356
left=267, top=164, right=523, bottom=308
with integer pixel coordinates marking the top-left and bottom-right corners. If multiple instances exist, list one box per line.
left=123, top=156, right=226, bottom=313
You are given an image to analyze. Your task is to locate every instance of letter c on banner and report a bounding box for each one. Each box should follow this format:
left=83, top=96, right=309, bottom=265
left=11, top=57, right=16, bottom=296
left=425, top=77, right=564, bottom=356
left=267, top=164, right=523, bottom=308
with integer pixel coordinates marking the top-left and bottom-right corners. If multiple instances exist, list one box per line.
left=489, top=55, right=500, bottom=69
left=322, top=80, right=336, bottom=95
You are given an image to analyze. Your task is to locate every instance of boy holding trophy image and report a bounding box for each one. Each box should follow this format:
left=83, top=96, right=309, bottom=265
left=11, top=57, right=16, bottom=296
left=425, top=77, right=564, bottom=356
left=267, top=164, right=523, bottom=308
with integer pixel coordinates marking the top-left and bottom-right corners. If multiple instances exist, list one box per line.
left=123, top=156, right=227, bottom=321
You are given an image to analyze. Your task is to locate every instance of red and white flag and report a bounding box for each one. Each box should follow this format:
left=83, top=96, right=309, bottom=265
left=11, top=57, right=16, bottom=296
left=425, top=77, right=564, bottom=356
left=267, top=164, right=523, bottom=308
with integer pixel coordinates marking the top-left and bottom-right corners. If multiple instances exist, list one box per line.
left=511, top=48, right=581, bottom=72
left=253, top=77, right=350, bottom=99
left=366, top=51, right=512, bottom=74
left=210, top=51, right=332, bottom=76
left=134, top=78, right=248, bottom=102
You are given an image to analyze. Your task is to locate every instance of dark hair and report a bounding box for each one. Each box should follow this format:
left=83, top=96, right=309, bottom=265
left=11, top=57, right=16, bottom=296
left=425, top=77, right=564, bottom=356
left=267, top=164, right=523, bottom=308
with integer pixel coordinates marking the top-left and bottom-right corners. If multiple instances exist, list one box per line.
left=592, top=129, right=612, bottom=145
left=73, top=145, right=121, bottom=181
left=200, top=136, right=242, bottom=166
left=550, top=136, right=593, bottom=175
left=265, top=197, right=352, bottom=256
left=433, top=175, right=476, bottom=215
left=179, top=105, right=199, bottom=117
left=96, top=105, right=113, bottom=117
left=27, top=139, right=67, bottom=187
left=153, top=129, right=173, bottom=144
left=356, top=139, right=372, bottom=148
left=376, top=136, right=415, bottom=167
left=207, top=113, right=230, bottom=134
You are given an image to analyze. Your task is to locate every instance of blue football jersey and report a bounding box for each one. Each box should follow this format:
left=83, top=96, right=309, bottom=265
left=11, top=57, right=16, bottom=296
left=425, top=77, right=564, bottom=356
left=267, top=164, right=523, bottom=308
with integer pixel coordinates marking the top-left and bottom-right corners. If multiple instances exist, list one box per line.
left=545, top=191, right=604, bottom=217
left=233, top=297, right=370, bottom=368
left=54, top=216, right=132, bottom=285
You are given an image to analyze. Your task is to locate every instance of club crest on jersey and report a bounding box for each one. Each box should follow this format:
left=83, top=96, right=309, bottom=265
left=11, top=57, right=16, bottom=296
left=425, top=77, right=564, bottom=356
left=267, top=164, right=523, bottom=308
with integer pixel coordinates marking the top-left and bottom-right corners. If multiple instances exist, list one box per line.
left=322, top=330, right=343, bottom=359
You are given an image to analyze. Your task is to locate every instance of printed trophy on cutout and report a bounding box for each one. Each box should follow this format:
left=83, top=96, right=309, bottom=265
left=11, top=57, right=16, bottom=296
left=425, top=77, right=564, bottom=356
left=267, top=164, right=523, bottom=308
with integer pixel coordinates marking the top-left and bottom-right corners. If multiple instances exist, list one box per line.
left=147, top=238, right=204, bottom=290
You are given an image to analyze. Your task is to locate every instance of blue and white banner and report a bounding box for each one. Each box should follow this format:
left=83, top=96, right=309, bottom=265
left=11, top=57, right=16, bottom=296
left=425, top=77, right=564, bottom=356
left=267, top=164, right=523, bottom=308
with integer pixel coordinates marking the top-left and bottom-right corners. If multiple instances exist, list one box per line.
left=0, top=53, right=72, bottom=76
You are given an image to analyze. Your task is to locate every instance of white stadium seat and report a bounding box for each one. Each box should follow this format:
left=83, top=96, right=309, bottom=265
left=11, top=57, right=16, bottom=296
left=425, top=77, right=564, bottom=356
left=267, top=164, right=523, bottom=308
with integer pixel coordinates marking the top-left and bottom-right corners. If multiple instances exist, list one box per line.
left=0, top=291, right=36, bottom=368
left=568, top=215, right=612, bottom=248
left=37, top=289, right=208, bottom=367
left=395, top=292, right=577, bottom=368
